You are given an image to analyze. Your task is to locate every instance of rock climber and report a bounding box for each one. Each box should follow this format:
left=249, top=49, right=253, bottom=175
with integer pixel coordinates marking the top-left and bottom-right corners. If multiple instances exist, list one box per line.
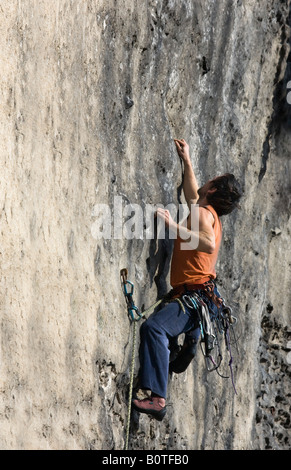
left=132, top=139, right=242, bottom=421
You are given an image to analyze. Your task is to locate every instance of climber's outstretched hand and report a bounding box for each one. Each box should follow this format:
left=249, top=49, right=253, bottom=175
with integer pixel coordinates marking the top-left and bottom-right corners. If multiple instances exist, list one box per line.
left=174, top=139, right=190, bottom=163
left=155, top=208, right=176, bottom=232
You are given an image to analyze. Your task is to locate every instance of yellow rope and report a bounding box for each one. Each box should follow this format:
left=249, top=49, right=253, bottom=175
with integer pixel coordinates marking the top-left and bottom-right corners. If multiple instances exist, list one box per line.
left=124, top=319, right=137, bottom=451
left=122, top=293, right=163, bottom=450
left=141, top=299, right=162, bottom=318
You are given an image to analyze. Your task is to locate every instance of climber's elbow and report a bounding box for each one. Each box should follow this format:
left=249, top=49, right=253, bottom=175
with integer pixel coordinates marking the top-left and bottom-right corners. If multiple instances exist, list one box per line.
left=206, top=242, right=215, bottom=254
left=198, top=236, right=215, bottom=254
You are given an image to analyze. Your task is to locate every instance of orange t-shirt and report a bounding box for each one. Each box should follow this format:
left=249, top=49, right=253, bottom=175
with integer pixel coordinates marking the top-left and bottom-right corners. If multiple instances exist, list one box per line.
left=170, top=205, right=222, bottom=288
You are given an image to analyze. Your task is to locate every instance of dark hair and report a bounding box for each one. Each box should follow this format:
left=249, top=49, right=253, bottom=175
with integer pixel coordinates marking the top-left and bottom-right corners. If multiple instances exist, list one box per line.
left=207, top=173, right=243, bottom=216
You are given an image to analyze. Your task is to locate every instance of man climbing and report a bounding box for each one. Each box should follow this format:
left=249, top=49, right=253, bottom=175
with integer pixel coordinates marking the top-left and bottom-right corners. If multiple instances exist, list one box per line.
left=132, top=139, right=242, bottom=421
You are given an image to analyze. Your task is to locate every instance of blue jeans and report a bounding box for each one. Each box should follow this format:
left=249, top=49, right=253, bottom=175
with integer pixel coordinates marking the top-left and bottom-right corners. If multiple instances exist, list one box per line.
left=138, top=300, right=201, bottom=398
left=137, top=285, right=222, bottom=398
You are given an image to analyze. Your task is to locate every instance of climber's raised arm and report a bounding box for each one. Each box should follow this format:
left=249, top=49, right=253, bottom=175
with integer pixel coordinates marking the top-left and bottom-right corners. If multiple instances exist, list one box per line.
left=174, top=139, right=199, bottom=207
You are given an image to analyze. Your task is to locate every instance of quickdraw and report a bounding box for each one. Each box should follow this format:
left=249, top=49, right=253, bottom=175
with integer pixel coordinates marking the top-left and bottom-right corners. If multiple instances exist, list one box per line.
left=120, top=268, right=143, bottom=322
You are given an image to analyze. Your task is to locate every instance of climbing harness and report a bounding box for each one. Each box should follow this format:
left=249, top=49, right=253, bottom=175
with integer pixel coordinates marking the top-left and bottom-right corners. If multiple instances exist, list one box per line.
left=167, top=279, right=239, bottom=392
left=180, top=289, right=239, bottom=394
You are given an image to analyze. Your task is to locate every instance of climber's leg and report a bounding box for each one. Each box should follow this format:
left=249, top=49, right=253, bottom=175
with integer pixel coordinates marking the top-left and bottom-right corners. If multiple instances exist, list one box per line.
left=133, top=300, right=197, bottom=418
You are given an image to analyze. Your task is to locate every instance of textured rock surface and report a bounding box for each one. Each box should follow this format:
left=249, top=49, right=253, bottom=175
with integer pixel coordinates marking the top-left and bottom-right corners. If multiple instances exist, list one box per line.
left=0, top=0, right=290, bottom=450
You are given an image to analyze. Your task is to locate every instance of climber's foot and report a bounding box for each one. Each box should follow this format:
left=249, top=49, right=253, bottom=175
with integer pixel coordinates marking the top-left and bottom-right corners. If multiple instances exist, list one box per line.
left=132, top=396, right=166, bottom=421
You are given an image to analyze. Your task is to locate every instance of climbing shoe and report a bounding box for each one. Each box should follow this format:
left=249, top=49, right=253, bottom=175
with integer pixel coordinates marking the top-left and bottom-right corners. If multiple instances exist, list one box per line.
left=132, top=396, right=166, bottom=421
left=169, top=338, right=197, bottom=374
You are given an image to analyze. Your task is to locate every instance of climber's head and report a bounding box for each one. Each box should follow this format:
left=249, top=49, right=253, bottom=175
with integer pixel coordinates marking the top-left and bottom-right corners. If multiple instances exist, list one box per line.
left=198, top=173, right=242, bottom=216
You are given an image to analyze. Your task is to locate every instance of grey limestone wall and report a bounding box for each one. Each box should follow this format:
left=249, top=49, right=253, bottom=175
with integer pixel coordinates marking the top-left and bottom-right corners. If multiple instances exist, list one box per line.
left=0, top=0, right=290, bottom=450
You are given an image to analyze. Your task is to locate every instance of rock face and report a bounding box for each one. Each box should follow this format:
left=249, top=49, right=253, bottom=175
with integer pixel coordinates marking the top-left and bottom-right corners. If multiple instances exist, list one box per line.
left=1, top=0, right=290, bottom=450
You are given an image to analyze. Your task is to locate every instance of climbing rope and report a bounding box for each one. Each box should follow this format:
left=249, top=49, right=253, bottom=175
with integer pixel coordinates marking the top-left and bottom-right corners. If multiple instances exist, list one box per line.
left=120, top=269, right=139, bottom=450
left=124, top=317, right=137, bottom=451
left=120, top=268, right=162, bottom=450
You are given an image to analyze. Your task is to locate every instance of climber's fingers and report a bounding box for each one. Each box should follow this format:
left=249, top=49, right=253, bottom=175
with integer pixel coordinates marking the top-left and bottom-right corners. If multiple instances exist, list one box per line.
left=174, top=139, right=190, bottom=161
